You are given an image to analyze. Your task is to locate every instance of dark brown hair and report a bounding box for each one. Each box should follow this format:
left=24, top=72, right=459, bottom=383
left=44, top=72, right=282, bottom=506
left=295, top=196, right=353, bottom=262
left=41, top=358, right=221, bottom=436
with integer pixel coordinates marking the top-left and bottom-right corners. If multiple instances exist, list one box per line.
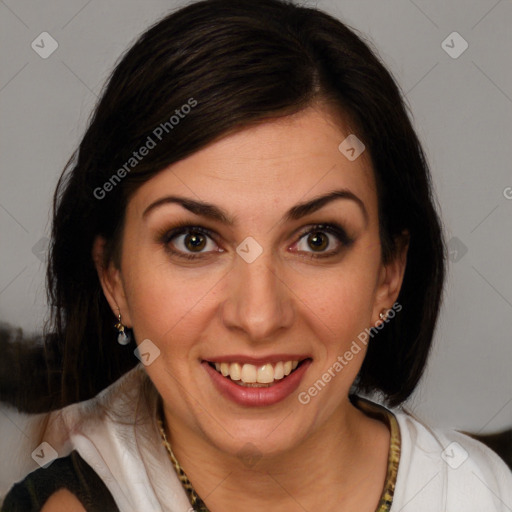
left=4, top=0, right=446, bottom=411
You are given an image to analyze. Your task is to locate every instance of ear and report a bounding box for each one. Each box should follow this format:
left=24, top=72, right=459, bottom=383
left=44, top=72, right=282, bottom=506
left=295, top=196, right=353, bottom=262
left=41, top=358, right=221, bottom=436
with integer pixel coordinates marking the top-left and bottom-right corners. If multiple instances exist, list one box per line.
left=92, top=235, right=132, bottom=327
left=372, top=230, right=409, bottom=324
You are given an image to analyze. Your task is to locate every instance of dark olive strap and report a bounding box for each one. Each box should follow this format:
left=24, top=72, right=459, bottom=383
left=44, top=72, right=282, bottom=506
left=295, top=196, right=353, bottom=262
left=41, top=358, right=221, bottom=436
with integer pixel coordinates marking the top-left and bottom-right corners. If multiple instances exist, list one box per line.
left=2, top=450, right=119, bottom=512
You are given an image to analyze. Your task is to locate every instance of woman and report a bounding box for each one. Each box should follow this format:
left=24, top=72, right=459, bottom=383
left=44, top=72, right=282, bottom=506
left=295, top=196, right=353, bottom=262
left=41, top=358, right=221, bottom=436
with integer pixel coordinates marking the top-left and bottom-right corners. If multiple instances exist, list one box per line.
left=2, top=0, right=511, bottom=510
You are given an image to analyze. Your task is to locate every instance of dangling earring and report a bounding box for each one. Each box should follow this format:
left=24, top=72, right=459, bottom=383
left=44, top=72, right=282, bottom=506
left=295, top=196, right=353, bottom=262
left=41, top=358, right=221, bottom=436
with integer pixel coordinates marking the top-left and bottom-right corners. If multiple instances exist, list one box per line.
left=379, top=309, right=388, bottom=322
left=115, top=312, right=131, bottom=345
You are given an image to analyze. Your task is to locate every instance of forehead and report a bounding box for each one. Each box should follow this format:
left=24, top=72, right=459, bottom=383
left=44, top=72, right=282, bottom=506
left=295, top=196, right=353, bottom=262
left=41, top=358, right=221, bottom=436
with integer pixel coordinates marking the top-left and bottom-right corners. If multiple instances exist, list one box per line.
left=130, top=106, right=377, bottom=222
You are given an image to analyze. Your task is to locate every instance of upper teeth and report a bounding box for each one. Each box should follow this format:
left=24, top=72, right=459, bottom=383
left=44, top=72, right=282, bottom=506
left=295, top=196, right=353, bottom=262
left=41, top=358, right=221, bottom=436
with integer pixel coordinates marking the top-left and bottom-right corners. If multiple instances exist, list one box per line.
left=213, top=361, right=299, bottom=384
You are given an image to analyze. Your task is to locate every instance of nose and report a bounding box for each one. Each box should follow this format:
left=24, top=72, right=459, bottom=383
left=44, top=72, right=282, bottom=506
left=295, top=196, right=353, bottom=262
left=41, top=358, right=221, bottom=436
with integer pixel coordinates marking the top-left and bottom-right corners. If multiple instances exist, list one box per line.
left=220, top=250, right=295, bottom=343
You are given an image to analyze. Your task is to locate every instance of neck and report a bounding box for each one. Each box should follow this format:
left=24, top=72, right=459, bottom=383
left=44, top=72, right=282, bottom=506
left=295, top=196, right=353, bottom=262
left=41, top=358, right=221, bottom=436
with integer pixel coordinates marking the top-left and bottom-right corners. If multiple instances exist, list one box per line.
left=163, top=397, right=390, bottom=512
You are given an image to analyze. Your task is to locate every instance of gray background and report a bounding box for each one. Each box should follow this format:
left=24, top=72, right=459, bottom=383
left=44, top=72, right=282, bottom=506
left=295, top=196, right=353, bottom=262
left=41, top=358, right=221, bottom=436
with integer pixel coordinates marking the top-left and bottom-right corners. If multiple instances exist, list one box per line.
left=1, top=0, right=511, bottom=438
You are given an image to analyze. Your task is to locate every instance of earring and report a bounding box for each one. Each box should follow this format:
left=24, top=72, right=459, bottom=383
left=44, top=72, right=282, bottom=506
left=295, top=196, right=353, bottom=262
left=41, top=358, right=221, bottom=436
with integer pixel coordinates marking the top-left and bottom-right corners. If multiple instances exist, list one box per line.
left=379, top=309, right=388, bottom=322
left=115, top=312, right=131, bottom=345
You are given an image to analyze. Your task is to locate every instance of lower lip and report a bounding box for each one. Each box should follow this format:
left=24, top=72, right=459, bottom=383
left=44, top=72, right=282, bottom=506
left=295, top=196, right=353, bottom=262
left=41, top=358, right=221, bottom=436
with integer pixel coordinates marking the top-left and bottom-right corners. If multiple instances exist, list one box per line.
left=203, top=360, right=311, bottom=407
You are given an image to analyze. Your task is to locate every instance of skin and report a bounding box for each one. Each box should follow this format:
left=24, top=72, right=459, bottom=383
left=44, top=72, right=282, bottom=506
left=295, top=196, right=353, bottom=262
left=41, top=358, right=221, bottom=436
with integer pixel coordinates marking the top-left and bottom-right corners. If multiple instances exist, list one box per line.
left=93, top=105, right=409, bottom=511
left=41, top=489, right=86, bottom=512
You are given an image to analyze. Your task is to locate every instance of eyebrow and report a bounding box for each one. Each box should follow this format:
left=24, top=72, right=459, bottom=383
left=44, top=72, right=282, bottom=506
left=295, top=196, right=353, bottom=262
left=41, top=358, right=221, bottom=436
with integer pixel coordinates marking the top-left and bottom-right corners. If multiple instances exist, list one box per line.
left=142, top=188, right=368, bottom=226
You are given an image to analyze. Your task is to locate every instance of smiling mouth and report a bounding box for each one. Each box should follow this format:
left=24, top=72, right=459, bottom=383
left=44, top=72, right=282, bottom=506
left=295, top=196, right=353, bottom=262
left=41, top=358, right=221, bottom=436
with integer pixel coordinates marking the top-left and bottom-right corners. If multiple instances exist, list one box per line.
left=206, top=359, right=309, bottom=387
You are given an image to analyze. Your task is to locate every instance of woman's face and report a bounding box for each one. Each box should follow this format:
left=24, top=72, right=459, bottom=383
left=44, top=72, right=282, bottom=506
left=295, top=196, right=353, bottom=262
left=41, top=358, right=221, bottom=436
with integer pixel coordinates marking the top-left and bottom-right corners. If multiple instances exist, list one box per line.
left=97, top=106, right=407, bottom=458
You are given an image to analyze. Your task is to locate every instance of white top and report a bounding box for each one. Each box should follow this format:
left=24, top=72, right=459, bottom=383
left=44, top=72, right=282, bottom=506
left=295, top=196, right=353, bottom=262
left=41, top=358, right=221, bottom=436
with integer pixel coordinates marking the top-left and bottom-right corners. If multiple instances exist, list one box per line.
left=4, top=364, right=512, bottom=511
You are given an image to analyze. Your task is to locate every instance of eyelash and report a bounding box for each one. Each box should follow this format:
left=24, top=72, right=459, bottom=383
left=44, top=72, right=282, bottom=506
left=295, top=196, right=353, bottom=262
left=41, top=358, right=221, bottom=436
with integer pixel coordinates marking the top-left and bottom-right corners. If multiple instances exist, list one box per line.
left=157, top=221, right=354, bottom=261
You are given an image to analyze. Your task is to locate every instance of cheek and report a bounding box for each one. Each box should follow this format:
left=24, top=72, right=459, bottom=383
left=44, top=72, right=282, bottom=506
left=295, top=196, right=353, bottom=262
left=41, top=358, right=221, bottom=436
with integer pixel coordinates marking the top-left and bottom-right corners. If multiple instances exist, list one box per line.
left=122, top=254, right=221, bottom=355
left=292, top=257, right=379, bottom=343
left=292, top=270, right=379, bottom=398
left=302, top=287, right=372, bottom=373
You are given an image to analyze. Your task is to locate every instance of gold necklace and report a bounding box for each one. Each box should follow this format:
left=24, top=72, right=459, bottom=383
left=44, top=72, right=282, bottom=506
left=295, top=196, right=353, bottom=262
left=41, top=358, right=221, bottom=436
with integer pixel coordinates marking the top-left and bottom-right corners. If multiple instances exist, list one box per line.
left=156, top=402, right=209, bottom=511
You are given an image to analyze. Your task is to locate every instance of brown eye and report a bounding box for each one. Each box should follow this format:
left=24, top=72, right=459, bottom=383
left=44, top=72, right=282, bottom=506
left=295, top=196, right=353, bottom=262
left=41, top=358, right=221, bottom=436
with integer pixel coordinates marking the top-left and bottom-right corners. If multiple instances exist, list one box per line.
left=307, top=231, right=329, bottom=252
left=184, top=232, right=207, bottom=252
left=160, top=225, right=222, bottom=260
left=292, top=223, right=354, bottom=259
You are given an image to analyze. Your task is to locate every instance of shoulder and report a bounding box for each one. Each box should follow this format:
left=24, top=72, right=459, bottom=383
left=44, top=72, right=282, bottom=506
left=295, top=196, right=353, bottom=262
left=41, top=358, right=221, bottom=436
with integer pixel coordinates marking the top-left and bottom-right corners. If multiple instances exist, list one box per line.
left=2, top=451, right=119, bottom=512
left=392, top=410, right=512, bottom=511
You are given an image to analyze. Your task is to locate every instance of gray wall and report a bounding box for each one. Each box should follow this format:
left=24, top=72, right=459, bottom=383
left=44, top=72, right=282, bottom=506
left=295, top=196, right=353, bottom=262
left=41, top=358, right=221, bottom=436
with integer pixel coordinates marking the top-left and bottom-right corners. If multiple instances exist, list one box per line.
left=1, top=0, right=511, bottom=435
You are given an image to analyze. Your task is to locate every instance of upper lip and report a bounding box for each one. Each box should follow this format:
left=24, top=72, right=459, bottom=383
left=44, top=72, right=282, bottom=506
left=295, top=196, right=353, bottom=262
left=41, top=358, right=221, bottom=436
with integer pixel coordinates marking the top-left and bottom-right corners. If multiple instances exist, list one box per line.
left=204, top=354, right=311, bottom=365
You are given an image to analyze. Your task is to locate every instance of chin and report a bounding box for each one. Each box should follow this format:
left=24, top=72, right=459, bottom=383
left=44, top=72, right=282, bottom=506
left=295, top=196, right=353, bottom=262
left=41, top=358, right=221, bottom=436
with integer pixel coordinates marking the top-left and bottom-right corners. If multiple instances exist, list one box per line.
left=198, top=408, right=312, bottom=461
